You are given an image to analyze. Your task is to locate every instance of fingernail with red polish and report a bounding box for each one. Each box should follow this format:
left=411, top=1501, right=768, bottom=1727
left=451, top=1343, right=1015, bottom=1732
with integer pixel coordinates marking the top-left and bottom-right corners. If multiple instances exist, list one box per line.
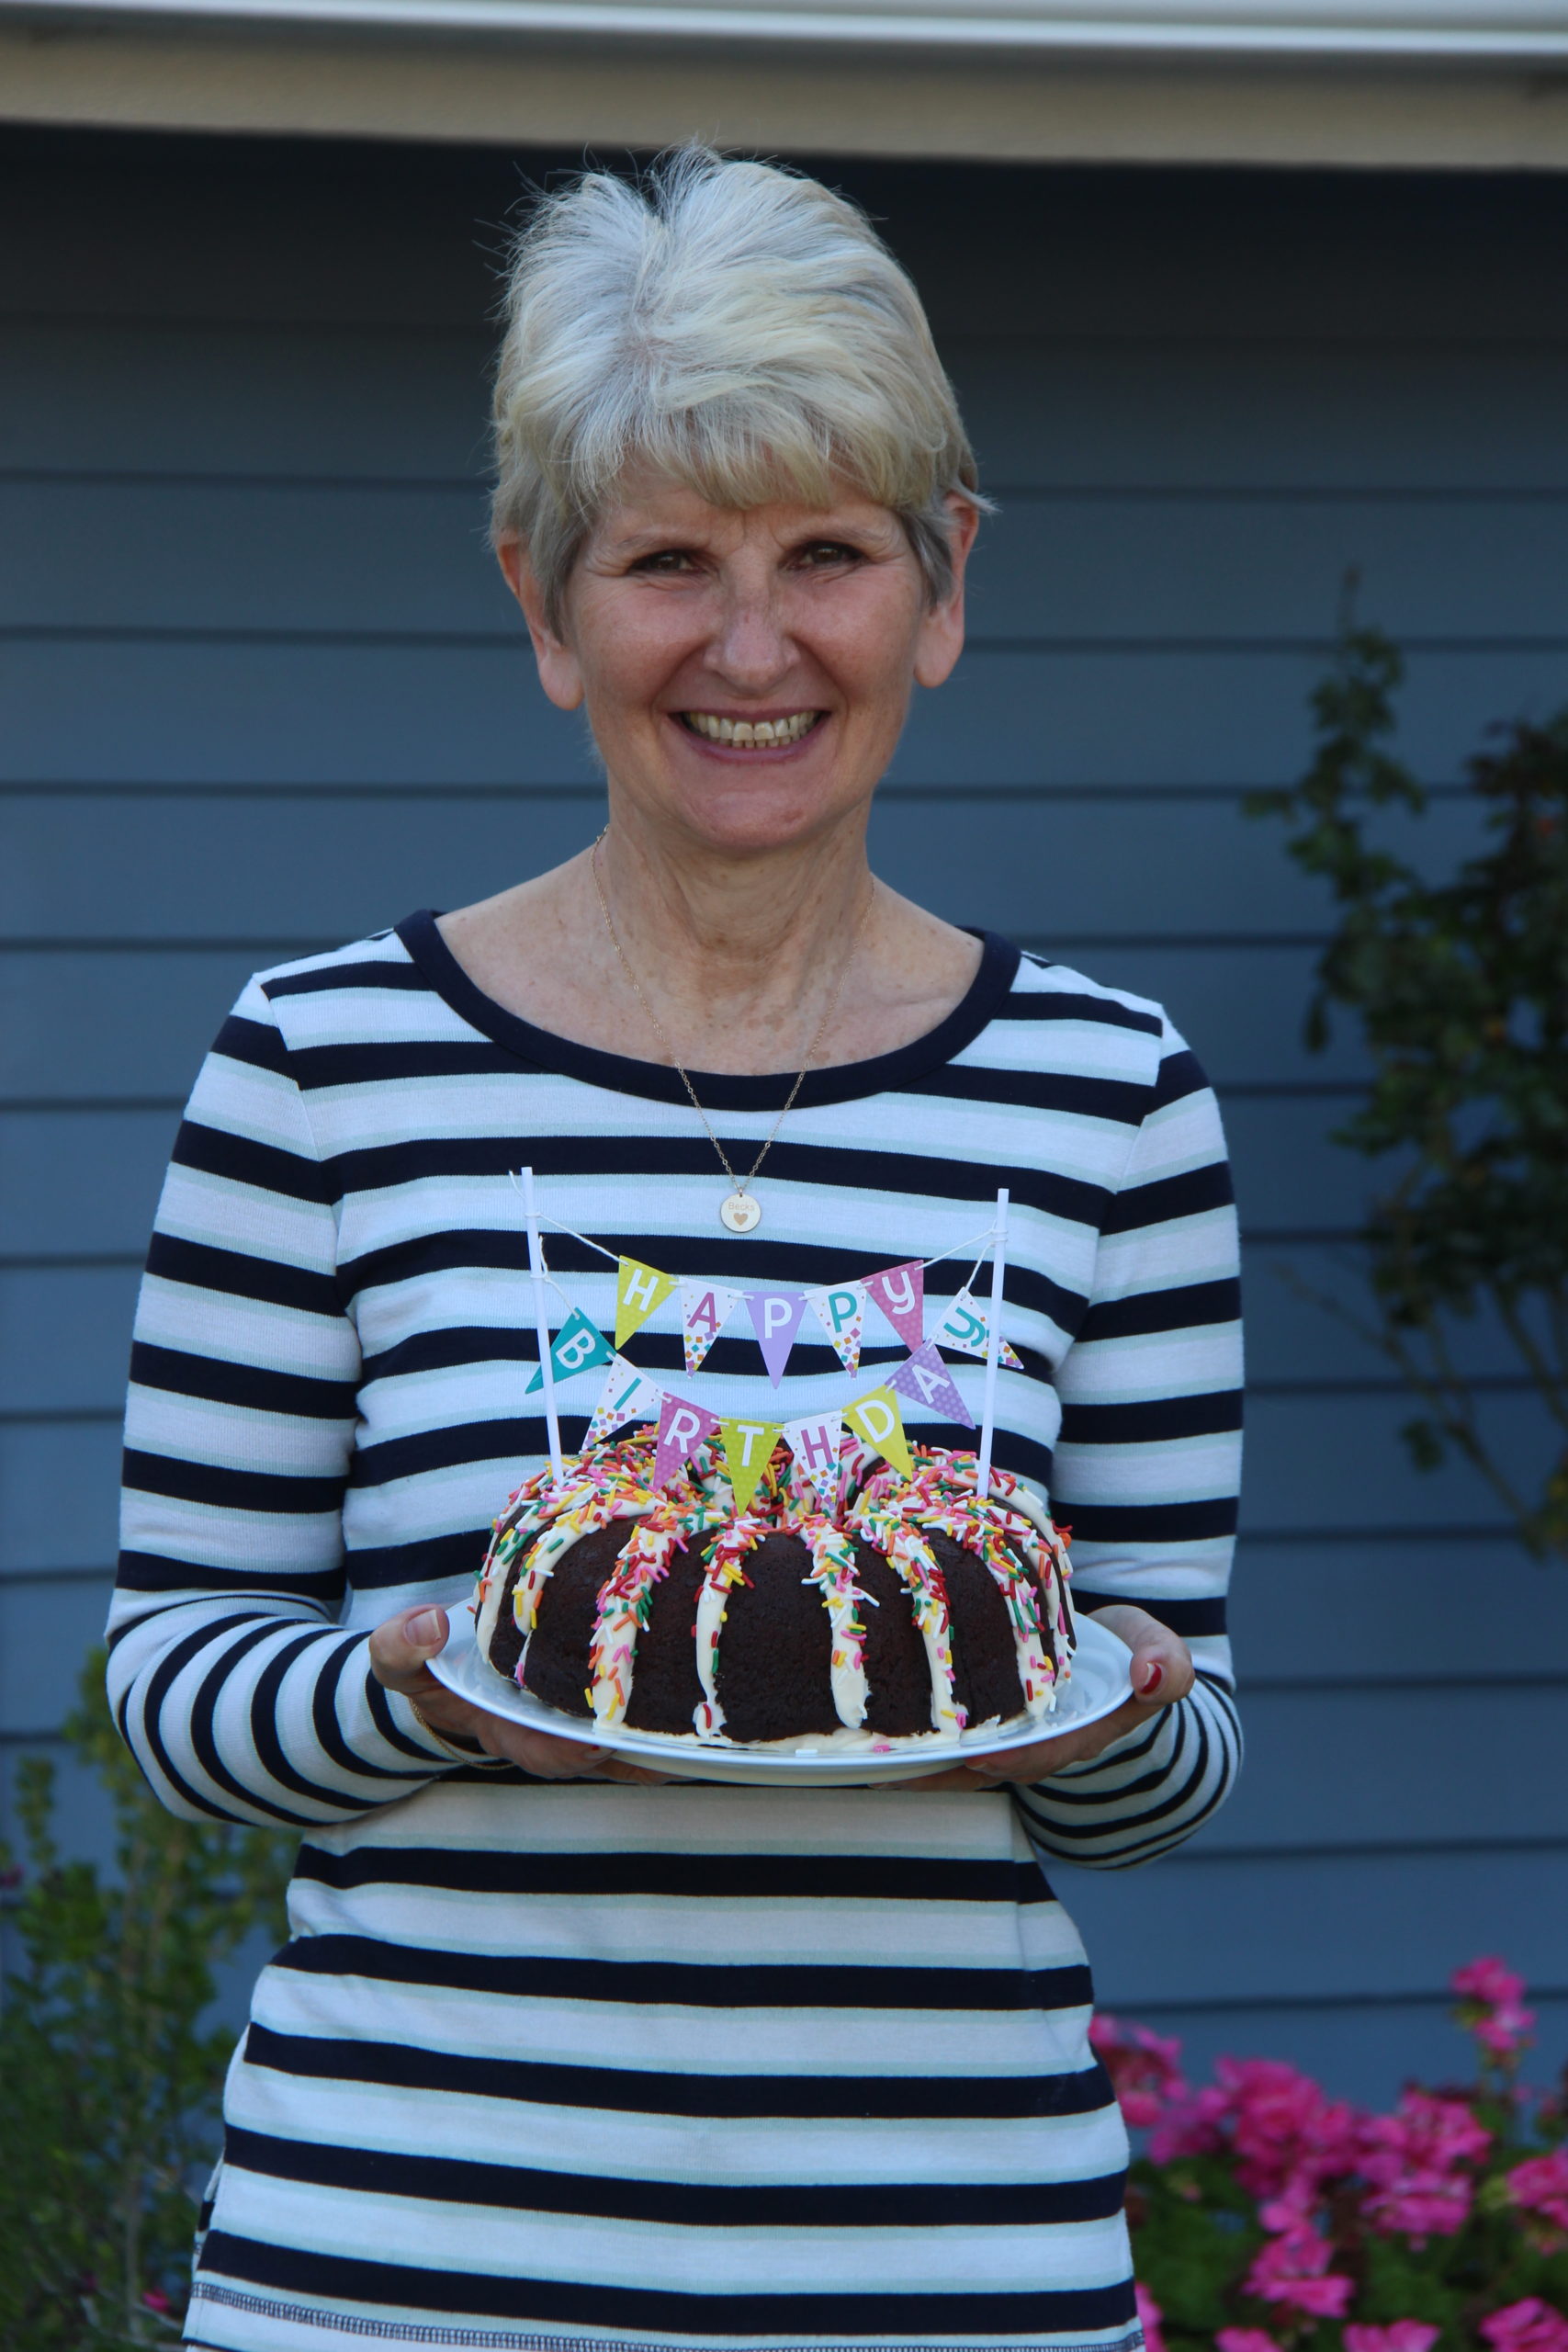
left=1140, top=1661, right=1165, bottom=1696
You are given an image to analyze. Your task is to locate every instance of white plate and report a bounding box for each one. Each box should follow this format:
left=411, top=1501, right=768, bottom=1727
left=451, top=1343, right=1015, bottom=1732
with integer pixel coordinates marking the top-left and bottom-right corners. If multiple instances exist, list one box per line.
left=430, top=1610, right=1134, bottom=1787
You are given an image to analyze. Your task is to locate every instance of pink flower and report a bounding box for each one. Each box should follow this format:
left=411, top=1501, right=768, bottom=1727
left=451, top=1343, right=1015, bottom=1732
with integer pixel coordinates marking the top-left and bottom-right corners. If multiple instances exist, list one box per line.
left=1216, top=2332, right=1280, bottom=2352
left=1091, top=2013, right=1189, bottom=2129
left=1452, top=1957, right=1536, bottom=2057
left=141, top=2288, right=173, bottom=2313
left=1243, top=2222, right=1354, bottom=2318
left=1480, top=2300, right=1568, bottom=2352
left=1508, top=2151, right=1568, bottom=2241
left=1152, top=2054, right=1362, bottom=2196
left=1359, top=2090, right=1491, bottom=2242
left=1134, top=2279, right=1166, bottom=2352
left=1345, top=2326, right=1440, bottom=2352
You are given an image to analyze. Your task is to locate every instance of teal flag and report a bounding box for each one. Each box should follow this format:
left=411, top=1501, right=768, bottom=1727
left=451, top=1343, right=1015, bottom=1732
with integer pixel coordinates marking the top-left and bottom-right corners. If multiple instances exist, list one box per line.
left=526, top=1306, right=615, bottom=1392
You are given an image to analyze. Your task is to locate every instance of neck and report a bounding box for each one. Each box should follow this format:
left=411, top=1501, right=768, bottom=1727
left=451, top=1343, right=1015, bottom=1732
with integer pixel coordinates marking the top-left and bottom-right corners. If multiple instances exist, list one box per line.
left=588, top=802, right=876, bottom=1066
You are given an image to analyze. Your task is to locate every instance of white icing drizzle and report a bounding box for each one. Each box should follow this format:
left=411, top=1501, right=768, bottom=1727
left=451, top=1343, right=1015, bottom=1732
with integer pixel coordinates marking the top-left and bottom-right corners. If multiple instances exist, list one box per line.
left=800, top=1518, right=874, bottom=1731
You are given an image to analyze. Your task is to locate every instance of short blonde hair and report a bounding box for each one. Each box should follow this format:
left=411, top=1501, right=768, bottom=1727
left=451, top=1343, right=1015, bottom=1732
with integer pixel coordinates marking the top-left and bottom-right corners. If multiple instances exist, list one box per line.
left=491, top=147, right=984, bottom=630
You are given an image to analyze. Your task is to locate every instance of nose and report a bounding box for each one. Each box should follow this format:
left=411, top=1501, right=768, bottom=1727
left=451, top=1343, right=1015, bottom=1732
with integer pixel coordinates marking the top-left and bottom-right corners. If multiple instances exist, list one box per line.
left=708, top=568, right=793, bottom=694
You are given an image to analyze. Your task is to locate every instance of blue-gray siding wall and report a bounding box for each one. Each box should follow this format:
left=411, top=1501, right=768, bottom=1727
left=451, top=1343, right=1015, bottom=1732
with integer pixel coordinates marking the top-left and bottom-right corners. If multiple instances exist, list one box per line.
left=4, top=125, right=1567, bottom=2100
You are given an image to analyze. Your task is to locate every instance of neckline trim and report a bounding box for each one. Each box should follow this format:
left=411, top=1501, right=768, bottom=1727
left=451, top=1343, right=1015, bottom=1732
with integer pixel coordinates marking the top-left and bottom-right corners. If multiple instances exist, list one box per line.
left=396, top=908, right=1021, bottom=1111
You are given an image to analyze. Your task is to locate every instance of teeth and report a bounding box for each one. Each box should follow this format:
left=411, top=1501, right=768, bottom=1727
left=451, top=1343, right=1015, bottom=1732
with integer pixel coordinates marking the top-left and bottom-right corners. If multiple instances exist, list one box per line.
left=684, top=711, right=819, bottom=747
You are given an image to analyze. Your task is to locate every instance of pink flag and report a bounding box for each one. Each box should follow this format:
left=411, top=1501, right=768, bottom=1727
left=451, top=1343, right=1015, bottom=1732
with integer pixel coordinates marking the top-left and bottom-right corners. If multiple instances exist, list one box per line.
left=747, top=1290, right=807, bottom=1387
left=784, top=1409, right=843, bottom=1509
left=888, top=1340, right=976, bottom=1429
left=866, top=1260, right=924, bottom=1352
left=652, top=1393, right=720, bottom=1491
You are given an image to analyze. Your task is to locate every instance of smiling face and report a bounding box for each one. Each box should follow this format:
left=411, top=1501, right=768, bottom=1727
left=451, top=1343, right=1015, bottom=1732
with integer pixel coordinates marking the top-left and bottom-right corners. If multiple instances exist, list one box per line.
left=499, top=470, right=976, bottom=861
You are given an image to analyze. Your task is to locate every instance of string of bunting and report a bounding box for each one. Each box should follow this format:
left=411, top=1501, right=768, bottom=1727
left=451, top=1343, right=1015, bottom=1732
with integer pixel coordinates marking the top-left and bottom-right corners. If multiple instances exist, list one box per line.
left=513, top=1172, right=1023, bottom=1506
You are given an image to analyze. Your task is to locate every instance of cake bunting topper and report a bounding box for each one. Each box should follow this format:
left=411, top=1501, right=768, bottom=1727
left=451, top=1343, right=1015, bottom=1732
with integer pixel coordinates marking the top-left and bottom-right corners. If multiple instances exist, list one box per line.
left=513, top=1173, right=1017, bottom=1501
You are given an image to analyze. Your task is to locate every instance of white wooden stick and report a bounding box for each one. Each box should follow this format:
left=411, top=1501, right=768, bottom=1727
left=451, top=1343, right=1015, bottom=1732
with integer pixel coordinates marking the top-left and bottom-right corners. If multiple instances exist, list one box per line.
left=520, top=1164, right=563, bottom=1487
left=976, top=1186, right=1010, bottom=1501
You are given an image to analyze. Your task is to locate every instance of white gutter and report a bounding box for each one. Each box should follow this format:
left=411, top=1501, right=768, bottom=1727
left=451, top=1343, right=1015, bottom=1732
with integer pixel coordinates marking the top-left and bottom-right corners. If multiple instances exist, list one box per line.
left=6, top=0, right=1568, bottom=58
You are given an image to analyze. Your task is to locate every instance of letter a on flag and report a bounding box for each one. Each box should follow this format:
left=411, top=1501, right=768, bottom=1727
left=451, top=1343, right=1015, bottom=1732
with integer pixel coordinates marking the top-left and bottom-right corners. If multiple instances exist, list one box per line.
left=865, top=1261, right=924, bottom=1352
left=680, top=1282, right=742, bottom=1375
left=526, top=1306, right=614, bottom=1392
left=844, top=1385, right=911, bottom=1476
left=584, top=1354, right=663, bottom=1449
left=807, top=1283, right=866, bottom=1374
left=615, top=1257, right=675, bottom=1350
left=784, top=1409, right=843, bottom=1509
left=652, top=1393, right=720, bottom=1492
left=717, top=1417, right=782, bottom=1514
left=888, top=1340, right=976, bottom=1429
left=934, top=1287, right=1023, bottom=1370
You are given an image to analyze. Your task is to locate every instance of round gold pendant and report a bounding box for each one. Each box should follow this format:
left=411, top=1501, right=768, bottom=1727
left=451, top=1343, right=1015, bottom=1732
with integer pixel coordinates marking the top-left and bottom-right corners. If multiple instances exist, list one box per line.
left=720, top=1190, right=761, bottom=1234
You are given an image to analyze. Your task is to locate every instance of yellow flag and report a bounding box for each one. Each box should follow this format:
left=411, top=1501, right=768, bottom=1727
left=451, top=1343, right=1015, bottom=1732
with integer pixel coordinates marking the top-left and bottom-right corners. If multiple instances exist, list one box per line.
left=615, top=1257, right=676, bottom=1350
left=717, top=1418, right=782, bottom=1515
left=845, top=1385, right=911, bottom=1476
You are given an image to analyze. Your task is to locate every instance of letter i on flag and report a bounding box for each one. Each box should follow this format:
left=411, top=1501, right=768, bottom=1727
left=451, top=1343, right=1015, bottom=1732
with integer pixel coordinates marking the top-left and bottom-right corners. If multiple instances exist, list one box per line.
left=844, top=1385, right=911, bottom=1476
left=717, top=1416, right=782, bottom=1514
left=784, top=1410, right=843, bottom=1509
left=615, top=1258, right=675, bottom=1349
left=525, top=1306, right=613, bottom=1392
left=808, top=1283, right=866, bottom=1374
left=865, top=1261, right=924, bottom=1352
left=652, top=1394, right=719, bottom=1492
left=584, top=1354, right=663, bottom=1448
left=680, top=1282, right=742, bottom=1375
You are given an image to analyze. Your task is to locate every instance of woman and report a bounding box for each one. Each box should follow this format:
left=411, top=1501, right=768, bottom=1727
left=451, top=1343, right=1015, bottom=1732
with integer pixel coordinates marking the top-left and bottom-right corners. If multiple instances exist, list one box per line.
left=111, top=149, right=1242, bottom=2352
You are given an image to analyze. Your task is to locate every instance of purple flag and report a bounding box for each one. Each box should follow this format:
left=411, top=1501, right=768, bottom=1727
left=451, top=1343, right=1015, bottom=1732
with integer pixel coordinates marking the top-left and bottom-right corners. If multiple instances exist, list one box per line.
left=747, top=1289, right=807, bottom=1387
left=652, top=1393, right=720, bottom=1491
left=888, top=1340, right=976, bottom=1429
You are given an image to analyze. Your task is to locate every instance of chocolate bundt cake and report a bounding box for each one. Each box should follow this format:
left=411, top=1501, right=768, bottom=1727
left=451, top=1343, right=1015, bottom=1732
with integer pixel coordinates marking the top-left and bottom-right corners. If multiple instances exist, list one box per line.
left=472, top=1431, right=1075, bottom=1750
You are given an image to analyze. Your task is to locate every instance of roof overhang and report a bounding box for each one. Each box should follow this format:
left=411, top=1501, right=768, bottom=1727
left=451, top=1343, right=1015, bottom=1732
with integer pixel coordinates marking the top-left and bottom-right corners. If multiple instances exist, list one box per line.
left=4, top=0, right=1568, bottom=163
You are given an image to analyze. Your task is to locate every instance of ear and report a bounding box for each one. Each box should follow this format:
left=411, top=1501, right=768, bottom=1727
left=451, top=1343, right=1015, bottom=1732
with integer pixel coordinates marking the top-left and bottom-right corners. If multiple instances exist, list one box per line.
left=912, top=493, right=981, bottom=691
left=496, top=533, right=585, bottom=712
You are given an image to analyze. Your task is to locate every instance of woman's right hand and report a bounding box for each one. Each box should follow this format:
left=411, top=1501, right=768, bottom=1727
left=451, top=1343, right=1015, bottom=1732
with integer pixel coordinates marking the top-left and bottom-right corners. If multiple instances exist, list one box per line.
left=369, top=1604, right=667, bottom=1782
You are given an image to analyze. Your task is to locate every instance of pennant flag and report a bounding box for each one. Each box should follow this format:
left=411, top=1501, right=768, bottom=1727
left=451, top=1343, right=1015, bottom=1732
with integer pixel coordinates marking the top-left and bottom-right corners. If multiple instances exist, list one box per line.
left=717, top=1416, right=783, bottom=1514
left=748, top=1289, right=807, bottom=1387
left=784, top=1409, right=844, bottom=1509
left=615, top=1258, right=676, bottom=1350
left=807, top=1283, right=866, bottom=1374
left=888, top=1340, right=976, bottom=1430
left=583, top=1353, right=664, bottom=1449
left=934, top=1286, right=1023, bottom=1371
left=526, top=1306, right=614, bottom=1393
left=680, top=1281, right=743, bottom=1376
left=652, top=1393, right=720, bottom=1492
left=844, top=1385, right=912, bottom=1477
left=865, top=1261, right=924, bottom=1352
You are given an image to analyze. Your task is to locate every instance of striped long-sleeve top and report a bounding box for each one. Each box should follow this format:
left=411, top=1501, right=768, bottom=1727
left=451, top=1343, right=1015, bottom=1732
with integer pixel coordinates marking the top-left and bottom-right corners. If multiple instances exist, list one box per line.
left=109, top=913, right=1243, bottom=2352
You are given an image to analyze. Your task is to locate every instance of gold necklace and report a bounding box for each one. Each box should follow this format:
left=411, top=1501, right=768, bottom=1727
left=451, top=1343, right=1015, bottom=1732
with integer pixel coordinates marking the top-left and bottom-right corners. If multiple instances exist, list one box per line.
left=590, top=831, right=874, bottom=1235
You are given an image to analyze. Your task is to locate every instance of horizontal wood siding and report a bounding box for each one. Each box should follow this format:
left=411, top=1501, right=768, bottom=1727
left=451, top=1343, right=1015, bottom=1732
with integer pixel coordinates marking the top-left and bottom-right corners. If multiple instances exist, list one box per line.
left=4, top=124, right=1566, bottom=2098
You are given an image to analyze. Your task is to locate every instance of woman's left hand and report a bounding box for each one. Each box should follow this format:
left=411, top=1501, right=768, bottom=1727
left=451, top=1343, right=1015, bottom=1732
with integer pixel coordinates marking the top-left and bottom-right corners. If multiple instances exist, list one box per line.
left=909, top=1605, right=1193, bottom=1792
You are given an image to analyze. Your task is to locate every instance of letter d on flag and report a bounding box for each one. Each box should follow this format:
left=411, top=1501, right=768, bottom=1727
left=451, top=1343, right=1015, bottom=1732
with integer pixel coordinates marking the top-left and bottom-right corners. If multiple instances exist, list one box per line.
left=844, top=1385, right=912, bottom=1476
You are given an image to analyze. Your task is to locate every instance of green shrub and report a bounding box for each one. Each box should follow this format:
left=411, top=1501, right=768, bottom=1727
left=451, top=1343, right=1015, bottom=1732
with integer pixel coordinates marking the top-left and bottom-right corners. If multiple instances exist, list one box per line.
left=0, top=1654, right=292, bottom=2350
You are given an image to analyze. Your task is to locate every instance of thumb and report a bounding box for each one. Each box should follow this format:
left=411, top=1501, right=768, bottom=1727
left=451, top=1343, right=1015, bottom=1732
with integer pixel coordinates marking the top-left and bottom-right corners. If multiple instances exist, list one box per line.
left=368, top=1603, right=450, bottom=1692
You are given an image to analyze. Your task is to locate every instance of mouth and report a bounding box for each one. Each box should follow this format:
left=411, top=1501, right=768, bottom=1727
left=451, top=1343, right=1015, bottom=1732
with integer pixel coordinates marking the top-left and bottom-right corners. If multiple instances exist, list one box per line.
left=677, top=710, right=825, bottom=752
